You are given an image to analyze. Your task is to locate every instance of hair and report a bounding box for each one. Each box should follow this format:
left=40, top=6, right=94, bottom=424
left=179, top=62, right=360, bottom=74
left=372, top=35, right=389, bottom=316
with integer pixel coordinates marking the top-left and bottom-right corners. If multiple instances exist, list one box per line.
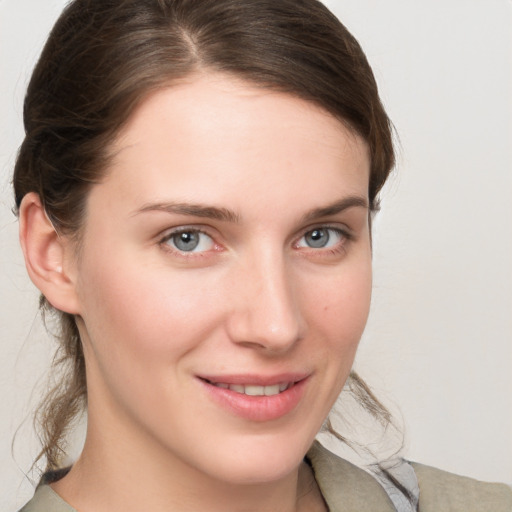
left=13, top=0, right=395, bottom=474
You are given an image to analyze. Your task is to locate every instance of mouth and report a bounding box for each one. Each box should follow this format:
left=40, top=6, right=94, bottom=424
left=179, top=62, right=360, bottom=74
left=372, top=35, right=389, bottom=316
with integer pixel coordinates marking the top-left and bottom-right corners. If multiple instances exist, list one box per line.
left=198, top=374, right=308, bottom=421
left=203, top=380, right=293, bottom=396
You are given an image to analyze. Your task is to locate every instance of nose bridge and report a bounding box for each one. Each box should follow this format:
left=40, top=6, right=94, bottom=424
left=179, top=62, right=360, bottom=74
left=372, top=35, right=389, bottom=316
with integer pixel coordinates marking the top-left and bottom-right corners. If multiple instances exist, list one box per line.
left=228, top=245, right=304, bottom=351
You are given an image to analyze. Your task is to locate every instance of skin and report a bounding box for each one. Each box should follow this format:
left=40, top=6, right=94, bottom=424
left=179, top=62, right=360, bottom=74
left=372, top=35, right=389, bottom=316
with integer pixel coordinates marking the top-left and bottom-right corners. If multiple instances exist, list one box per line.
left=22, top=73, right=373, bottom=512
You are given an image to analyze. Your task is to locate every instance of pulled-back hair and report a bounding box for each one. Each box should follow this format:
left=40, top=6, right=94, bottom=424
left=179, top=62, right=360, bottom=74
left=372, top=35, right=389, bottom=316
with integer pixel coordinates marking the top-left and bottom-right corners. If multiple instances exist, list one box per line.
left=13, top=0, right=395, bottom=471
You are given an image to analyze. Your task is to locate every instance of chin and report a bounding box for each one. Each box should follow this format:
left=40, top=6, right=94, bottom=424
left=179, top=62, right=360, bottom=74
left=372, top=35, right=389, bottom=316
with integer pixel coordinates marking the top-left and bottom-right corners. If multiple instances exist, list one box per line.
left=196, top=431, right=315, bottom=486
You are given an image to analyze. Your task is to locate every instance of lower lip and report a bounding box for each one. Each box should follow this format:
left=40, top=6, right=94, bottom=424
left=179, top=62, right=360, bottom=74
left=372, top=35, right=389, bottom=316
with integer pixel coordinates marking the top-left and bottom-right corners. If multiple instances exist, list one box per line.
left=199, top=378, right=309, bottom=422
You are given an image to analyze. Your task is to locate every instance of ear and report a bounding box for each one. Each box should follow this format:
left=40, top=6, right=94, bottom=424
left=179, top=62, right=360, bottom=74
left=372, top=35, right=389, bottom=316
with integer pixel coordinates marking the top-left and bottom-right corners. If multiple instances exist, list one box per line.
left=19, top=192, right=81, bottom=314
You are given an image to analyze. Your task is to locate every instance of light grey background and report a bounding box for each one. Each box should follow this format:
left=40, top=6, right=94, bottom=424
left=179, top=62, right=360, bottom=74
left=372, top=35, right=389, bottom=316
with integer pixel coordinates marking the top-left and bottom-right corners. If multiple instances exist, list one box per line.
left=1, top=0, right=511, bottom=510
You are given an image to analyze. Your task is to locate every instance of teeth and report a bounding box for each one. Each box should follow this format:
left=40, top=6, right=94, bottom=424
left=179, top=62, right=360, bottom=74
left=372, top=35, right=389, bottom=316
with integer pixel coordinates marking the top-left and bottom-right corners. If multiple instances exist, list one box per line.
left=212, top=382, right=291, bottom=396
left=245, top=385, right=264, bottom=396
left=264, top=384, right=280, bottom=396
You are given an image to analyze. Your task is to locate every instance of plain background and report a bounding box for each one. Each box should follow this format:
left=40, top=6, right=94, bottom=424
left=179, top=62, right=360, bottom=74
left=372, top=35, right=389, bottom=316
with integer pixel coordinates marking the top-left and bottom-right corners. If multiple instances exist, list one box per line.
left=1, top=0, right=511, bottom=509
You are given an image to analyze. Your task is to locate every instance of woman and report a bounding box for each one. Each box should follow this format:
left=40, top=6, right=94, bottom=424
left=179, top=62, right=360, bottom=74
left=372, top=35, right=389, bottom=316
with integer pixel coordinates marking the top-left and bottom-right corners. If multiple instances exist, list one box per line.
left=10, top=0, right=512, bottom=511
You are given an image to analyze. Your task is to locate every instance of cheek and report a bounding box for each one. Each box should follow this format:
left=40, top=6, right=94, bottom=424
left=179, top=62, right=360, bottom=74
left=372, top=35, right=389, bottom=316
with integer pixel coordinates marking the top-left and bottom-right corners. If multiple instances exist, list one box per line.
left=307, top=261, right=372, bottom=341
left=302, top=256, right=372, bottom=385
left=74, top=254, right=230, bottom=426
left=75, top=251, right=226, bottom=363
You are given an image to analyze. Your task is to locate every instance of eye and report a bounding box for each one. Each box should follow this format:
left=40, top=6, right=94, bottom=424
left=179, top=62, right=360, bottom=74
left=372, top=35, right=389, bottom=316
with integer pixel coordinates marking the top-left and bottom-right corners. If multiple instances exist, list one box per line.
left=296, top=227, right=345, bottom=249
left=162, top=229, right=215, bottom=253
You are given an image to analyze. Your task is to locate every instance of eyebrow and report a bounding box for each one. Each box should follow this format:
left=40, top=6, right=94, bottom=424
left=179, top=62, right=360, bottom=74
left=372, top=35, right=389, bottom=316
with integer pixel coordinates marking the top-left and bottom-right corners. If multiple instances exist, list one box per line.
left=133, top=202, right=241, bottom=223
left=300, top=195, right=369, bottom=223
left=132, top=195, right=368, bottom=224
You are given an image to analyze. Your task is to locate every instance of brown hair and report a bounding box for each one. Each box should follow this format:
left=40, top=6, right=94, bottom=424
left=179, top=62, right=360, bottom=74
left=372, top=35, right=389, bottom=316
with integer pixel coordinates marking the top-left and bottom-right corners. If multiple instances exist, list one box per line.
left=13, top=0, right=395, bottom=471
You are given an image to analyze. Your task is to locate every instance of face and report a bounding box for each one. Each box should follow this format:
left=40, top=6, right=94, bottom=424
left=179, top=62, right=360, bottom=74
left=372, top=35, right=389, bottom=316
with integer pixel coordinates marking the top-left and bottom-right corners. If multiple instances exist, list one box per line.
left=69, top=74, right=372, bottom=486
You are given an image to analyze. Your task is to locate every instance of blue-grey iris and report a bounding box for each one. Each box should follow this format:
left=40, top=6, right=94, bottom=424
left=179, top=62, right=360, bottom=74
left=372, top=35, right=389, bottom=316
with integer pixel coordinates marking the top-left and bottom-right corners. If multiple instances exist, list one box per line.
left=305, top=229, right=330, bottom=248
left=173, top=232, right=200, bottom=251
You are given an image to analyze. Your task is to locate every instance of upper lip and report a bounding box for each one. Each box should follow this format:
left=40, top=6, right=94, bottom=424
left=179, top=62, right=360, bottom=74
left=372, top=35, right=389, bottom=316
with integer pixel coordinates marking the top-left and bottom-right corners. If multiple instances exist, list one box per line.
left=198, top=373, right=310, bottom=386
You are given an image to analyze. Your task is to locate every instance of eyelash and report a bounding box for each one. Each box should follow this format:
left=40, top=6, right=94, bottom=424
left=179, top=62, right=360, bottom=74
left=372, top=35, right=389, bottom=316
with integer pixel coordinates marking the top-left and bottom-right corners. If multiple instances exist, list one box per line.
left=158, top=225, right=352, bottom=259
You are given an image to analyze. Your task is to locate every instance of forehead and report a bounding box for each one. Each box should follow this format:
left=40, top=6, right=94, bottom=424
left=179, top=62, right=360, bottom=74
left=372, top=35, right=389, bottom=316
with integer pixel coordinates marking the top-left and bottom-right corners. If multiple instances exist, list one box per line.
left=100, top=73, right=370, bottom=217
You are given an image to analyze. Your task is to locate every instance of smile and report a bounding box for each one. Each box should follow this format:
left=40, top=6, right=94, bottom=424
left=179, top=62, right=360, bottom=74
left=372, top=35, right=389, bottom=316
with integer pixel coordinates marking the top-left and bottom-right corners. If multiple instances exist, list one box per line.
left=209, top=381, right=292, bottom=396
left=199, top=375, right=309, bottom=421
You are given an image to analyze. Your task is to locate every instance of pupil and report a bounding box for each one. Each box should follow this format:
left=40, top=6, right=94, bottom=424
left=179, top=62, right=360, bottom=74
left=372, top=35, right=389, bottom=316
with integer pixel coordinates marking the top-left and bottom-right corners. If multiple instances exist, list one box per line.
left=306, top=229, right=329, bottom=248
left=174, top=232, right=199, bottom=251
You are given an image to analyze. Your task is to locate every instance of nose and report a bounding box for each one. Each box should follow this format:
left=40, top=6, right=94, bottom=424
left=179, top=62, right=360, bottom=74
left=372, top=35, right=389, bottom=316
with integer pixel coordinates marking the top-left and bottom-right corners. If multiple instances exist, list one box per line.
left=226, top=250, right=305, bottom=353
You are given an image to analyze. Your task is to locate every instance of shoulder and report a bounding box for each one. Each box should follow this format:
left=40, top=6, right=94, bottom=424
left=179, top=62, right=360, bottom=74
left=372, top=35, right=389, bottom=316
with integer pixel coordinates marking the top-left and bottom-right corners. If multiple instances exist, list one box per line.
left=412, top=462, right=512, bottom=512
left=17, top=468, right=74, bottom=512
left=18, top=484, right=76, bottom=512
left=19, top=476, right=76, bottom=512
left=307, top=441, right=512, bottom=512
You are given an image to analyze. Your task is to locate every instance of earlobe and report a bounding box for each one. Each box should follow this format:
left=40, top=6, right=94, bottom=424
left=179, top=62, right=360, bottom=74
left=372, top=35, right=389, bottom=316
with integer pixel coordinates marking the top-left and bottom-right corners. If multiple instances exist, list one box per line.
left=19, top=192, right=81, bottom=314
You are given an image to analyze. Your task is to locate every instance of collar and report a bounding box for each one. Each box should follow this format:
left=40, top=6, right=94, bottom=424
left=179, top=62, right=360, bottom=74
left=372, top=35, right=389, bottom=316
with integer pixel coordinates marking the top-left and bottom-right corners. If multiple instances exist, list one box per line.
left=306, top=441, right=397, bottom=512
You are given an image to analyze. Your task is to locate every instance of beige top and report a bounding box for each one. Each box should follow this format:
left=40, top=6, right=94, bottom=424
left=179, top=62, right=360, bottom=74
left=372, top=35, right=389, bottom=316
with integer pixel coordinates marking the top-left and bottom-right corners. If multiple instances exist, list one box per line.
left=19, top=442, right=512, bottom=512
